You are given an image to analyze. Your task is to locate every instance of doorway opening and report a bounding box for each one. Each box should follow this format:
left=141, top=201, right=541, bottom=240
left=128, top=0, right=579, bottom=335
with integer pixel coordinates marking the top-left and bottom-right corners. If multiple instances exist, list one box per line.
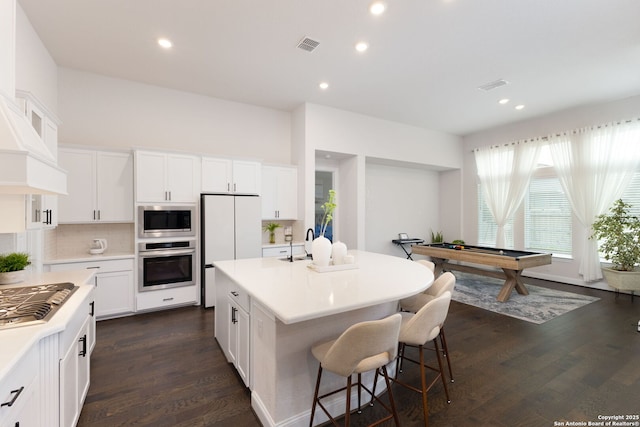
left=314, top=170, right=334, bottom=241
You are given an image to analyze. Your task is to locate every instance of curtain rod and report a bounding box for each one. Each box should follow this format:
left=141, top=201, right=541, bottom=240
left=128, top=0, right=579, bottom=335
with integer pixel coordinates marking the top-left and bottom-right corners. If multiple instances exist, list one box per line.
left=471, top=117, right=640, bottom=152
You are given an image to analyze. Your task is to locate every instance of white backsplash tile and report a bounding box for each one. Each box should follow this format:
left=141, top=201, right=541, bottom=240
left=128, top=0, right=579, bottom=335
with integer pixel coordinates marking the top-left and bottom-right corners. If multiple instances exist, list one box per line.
left=47, top=223, right=135, bottom=259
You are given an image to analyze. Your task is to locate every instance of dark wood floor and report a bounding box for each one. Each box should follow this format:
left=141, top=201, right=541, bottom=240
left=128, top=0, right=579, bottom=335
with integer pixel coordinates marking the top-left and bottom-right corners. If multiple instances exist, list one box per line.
left=78, top=279, right=640, bottom=427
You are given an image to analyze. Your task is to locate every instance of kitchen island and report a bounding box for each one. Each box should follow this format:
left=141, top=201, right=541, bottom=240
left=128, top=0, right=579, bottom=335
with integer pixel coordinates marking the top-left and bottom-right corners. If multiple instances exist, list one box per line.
left=214, top=250, right=433, bottom=427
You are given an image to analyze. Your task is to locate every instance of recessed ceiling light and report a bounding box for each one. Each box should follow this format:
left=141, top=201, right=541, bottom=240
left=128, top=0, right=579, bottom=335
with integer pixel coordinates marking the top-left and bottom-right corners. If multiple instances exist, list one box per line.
left=158, top=38, right=172, bottom=49
left=370, top=2, right=386, bottom=15
left=498, top=98, right=510, bottom=105
left=319, top=82, right=329, bottom=90
left=355, top=42, right=369, bottom=52
left=515, top=104, right=525, bottom=110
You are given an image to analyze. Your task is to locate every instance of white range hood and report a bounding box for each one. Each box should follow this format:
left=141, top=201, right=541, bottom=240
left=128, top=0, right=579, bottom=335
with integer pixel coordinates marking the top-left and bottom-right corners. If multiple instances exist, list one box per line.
left=0, top=93, right=66, bottom=195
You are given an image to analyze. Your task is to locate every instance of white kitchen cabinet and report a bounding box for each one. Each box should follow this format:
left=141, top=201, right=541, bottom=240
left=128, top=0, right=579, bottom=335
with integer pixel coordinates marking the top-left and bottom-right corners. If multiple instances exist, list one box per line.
left=261, top=165, right=298, bottom=220
left=58, top=288, right=95, bottom=427
left=262, top=243, right=304, bottom=258
left=16, top=90, right=60, bottom=161
left=25, top=193, right=57, bottom=229
left=58, top=148, right=134, bottom=223
left=45, top=258, right=135, bottom=320
left=226, top=282, right=250, bottom=387
left=215, top=270, right=250, bottom=387
left=136, top=285, right=198, bottom=312
left=0, top=341, right=40, bottom=427
left=202, top=157, right=261, bottom=195
left=136, top=150, right=200, bottom=203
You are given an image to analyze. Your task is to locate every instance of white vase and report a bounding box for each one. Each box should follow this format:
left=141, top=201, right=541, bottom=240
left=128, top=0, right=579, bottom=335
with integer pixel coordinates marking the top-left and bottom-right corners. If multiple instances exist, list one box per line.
left=331, top=241, right=347, bottom=265
left=0, top=270, right=25, bottom=285
left=312, top=236, right=332, bottom=267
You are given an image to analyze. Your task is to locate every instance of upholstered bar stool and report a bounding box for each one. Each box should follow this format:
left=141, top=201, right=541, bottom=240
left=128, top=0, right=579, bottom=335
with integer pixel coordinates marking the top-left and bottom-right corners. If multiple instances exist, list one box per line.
left=398, top=271, right=456, bottom=383
left=394, top=291, right=453, bottom=427
left=415, top=259, right=436, bottom=273
left=309, top=313, right=402, bottom=427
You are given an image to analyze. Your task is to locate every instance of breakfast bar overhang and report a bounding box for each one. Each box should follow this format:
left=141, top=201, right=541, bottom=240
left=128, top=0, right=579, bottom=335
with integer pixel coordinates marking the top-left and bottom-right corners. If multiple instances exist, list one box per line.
left=213, top=250, right=433, bottom=427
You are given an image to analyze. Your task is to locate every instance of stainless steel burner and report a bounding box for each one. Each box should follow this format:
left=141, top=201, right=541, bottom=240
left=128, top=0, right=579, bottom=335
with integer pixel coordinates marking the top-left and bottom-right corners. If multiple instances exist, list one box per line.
left=0, top=282, right=78, bottom=329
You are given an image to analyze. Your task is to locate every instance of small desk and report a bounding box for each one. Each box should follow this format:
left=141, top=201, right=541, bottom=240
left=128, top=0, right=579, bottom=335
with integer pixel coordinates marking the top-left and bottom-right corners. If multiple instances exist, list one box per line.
left=392, top=238, right=424, bottom=259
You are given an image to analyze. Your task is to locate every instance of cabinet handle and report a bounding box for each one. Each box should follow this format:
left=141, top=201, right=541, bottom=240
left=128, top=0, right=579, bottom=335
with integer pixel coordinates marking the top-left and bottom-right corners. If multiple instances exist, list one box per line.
left=163, top=297, right=174, bottom=302
left=90, top=301, right=95, bottom=317
left=79, top=334, right=87, bottom=357
left=44, top=209, right=52, bottom=224
left=230, top=291, right=239, bottom=297
left=86, top=266, right=100, bottom=269
left=1, top=386, right=24, bottom=407
left=231, top=306, right=237, bottom=324
left=97, top=210, right=101, bottom=220
left=93, top=210, right=96, bottom=220
left=168, top=191, right=172, bottom=201
left=227, top=183, right=230, bottom=192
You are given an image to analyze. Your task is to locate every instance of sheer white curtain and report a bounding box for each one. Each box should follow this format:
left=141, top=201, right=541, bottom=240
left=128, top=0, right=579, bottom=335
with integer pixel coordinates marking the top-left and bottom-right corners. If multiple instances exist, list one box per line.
left=549, top=120, right=640, bottom=281
left=474, top=140, right=542, bottom=247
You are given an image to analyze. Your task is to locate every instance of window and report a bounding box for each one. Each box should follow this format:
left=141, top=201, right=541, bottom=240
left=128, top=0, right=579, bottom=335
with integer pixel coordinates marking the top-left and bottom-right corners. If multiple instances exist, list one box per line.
left=477, top=185, right=514, bottom=248
left=620, top=171, right=640, bottom=215
left=524, top=175, right=572, bottom=255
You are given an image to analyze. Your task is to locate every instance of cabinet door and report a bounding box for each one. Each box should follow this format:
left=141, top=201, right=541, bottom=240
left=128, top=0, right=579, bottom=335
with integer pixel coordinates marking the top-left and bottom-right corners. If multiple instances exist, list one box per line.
left=227, top=299, right=238, bottom=366
left=236, top=306, right=250, bottom=386
left=135, top=151, right=168, bottom=203
left=59, top=327, right=81, bottom=427
left=261, top=166, right=298, bottom=219
left=95, top=270, right=134, bottom=318
left=202, top=157, right=233, bottom=193
left=167, top=154, right=198, bottom=202
left=78, top=316, right=91, bottom=406
left=233, top=160, right=261, bottom=195
left=58, top=149, right=97, bottom=222
left=96, top=151, right=133, bottom=221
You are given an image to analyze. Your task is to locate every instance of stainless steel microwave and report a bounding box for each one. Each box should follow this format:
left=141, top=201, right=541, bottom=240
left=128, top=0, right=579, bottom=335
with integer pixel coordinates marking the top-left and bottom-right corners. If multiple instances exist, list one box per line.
left=137, top=205, right=196, bottom=238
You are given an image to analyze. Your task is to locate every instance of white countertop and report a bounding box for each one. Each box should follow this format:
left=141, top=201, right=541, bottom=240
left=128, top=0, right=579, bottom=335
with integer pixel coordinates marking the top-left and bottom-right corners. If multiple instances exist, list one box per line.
left=43, top=252, right=135, bottom=264
left=214, top=250, right=433, bottom=324
left=0, top=269, right=96, bottom=381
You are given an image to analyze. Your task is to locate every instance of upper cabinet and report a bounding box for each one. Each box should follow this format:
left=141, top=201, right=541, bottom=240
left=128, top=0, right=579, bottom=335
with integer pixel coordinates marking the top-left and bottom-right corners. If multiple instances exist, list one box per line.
left=135, top=150, right=200, bottom=203
left=201, top=157, right=261, bottom=195
left=261, top=165, right=298, bottom=220
left=58, top=148, right=134, bottom=223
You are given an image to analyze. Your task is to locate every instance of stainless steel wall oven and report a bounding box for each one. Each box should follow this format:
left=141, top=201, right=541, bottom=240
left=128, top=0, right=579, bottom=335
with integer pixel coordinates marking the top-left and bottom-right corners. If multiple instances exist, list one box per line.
left=138, top=240, right=196, bottom=292
left=138, top=205, right=196, bottom=238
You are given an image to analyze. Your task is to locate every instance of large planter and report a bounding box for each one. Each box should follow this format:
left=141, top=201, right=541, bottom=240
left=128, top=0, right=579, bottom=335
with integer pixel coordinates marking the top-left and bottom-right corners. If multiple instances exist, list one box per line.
left=312, top=236, right=332, bottom=267
left=0, top=270, right=25, bottom=285
left=601, top=267, right=640, bottom=292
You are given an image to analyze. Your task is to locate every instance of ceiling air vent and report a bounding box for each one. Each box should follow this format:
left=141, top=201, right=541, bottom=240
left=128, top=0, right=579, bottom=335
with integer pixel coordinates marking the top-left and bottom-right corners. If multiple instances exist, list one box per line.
left=297, top=37, right=320, bottom=52
left=478, top=79, right=509, bottom=91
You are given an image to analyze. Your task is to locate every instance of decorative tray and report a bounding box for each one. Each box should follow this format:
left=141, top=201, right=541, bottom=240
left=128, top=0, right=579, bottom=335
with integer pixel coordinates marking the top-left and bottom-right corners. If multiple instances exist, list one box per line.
left=307, top=263, right=359, bottom=273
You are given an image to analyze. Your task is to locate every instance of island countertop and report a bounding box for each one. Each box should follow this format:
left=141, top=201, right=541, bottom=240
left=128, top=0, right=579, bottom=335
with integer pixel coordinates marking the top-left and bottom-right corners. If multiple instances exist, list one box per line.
left=213, top=250, right=433, bottom=324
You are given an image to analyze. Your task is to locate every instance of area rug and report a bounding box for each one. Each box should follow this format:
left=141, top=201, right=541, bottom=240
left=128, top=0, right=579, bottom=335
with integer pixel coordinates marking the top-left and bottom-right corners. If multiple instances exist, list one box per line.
left=451, top=272, right=599, bottom=324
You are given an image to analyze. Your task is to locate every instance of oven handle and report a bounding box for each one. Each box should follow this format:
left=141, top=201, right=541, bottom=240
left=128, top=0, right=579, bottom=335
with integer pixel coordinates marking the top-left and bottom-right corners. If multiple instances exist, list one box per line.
left=139, top=248, right=196, bottom=257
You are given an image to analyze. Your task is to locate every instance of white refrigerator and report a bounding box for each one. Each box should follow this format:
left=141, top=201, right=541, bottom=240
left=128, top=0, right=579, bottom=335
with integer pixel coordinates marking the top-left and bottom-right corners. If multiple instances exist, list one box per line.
left=201, top=194, right=262, bottom=308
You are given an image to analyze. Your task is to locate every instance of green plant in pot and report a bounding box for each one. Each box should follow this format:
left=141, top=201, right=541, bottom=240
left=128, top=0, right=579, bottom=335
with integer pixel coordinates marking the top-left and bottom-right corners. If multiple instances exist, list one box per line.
left=263, top=222, right=282, bottom=244
left=0, top=252, right=30, bottom=284
left=590, top=198, right=640, bottom=292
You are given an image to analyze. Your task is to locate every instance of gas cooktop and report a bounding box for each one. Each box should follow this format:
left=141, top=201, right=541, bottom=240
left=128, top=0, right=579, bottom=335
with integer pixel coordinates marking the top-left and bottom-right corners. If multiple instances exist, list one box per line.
left=0, top=282, right=78, bottom=330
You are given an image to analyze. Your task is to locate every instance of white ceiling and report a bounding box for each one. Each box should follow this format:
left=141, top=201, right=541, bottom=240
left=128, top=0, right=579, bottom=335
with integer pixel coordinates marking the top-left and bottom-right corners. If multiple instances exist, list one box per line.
left=17, top=0, right=640, bottom=136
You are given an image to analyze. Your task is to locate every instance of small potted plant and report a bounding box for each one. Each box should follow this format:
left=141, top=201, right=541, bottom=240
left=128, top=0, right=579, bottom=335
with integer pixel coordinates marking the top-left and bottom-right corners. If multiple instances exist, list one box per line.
left=263, top=222, right=282, bottom=244
left=0, top=252, right=31, bottom=284
left=590, top=198, right=640, bottom=291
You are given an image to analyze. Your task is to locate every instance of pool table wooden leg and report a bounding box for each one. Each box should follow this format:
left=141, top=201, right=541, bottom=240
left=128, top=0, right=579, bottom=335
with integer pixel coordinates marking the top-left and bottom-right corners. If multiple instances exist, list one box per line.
left=497, top=269, right=529, bottom=302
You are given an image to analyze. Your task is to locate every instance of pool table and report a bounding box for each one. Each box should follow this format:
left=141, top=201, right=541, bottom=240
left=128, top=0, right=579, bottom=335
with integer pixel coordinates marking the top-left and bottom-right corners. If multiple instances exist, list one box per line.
left=412, top=243, right=552, bottom=302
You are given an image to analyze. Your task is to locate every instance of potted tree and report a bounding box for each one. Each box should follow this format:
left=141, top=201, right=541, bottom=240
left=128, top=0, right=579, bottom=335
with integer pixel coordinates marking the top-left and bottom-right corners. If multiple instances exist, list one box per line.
left=590, top=199, right=640, bottom=292
left=0, top=252, right=30, bottom=284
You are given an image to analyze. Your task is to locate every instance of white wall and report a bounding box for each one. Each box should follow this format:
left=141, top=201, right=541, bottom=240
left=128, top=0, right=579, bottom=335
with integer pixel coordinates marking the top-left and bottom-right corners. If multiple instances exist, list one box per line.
left=460, top=94, right=640, bottom=288
left=365, top=162, right=440, bottom=258
left=15, top=4, right=58, bottom=113
left=298, top=103, right=463, bottom=251
left=58, top=68, right=292, bottom=163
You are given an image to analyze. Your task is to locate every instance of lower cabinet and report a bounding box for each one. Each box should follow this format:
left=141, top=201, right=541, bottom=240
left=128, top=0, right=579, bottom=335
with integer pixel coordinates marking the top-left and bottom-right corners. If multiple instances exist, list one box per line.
left=262, top=243, right=304, bottom=258
left=0, top=343, right=40, bottom=427
left=45, top=258, right=135, bottom=320
left=227, top=296, right=250, bottom=386
left=215, top=270, right=251, bottom=387
left=58, top=287, right=96, bottom=427
left=136, top=285, right=198, bottom=312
